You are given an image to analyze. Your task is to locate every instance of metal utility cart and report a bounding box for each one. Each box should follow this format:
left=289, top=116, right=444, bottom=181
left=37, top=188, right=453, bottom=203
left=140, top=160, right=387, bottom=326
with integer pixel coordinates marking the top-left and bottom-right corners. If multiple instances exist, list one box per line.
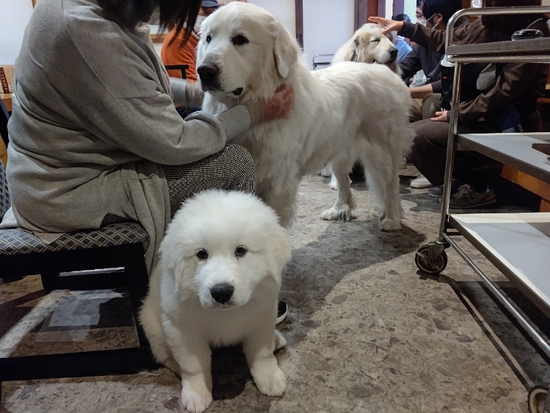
left=413, top=7, right=550, bottom=412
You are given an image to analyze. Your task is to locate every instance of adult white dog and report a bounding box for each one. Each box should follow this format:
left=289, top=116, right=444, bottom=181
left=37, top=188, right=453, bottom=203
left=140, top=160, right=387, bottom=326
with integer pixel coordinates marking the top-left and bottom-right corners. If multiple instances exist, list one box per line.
left=321, top=23, right=403, bottom=186
left=197, top=3, right=414, bottom=231
left=139, top=190, right=291, bottom=413
left=332, top=22, right=401, bottom=75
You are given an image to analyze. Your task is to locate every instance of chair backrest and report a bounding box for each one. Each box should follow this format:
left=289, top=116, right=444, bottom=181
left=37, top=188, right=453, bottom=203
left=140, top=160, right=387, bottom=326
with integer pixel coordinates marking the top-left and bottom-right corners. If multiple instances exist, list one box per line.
left=165, top=64, right=189, bottom=80
left=0, top=161, right=10, bottom=219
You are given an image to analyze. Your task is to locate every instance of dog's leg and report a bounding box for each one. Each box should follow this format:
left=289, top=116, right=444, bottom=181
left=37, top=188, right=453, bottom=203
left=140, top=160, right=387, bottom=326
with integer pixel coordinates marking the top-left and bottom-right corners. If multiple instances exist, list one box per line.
left=164, top=322, right=213, bottom=413
left=274, top=330, right=287, bottom=351
left=320, top=161, right=356, bottom=221
left=362, top=149, right=403, bottom=231
left=262, top=181, right=299, bottom=229
left=244, top=327, right=286, bottom=397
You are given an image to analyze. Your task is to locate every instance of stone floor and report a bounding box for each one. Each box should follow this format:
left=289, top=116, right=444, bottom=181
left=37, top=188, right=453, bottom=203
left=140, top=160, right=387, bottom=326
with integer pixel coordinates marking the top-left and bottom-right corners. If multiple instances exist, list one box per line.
left=1, top=170, right=550, bottom=413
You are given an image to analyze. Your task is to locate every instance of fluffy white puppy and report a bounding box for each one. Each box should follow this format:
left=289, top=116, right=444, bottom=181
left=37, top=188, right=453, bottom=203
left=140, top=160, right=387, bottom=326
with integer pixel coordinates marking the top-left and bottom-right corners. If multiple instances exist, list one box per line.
left=197, top=3, right=414, bottom=231
left=139, top=190, right=291, bottom=413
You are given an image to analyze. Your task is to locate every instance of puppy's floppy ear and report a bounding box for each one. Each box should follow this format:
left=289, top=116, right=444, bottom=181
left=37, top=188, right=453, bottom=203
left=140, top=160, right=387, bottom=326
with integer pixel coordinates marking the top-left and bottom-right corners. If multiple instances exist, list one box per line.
left=272, top=19, right=299, bottom=79
left=268, top=225, right=292, bottom=285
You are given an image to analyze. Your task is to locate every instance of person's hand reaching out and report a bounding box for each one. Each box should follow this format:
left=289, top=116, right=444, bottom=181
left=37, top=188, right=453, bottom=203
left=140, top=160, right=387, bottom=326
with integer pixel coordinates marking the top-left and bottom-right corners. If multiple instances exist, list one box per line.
left=367, top=16, right=404, bottom=35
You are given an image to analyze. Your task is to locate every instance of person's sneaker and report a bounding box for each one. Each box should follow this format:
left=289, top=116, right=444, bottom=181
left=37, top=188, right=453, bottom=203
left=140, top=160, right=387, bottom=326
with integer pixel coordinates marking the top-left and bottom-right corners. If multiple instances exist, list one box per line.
left=448, top=184, right=497, bottom=209
left=428, top=186, right=443, bottom=197
left=410, top=174, right=433, bottom=189
left=428, top=180, right=462, bottom=198
left=276, top=301, right=288, bottom=325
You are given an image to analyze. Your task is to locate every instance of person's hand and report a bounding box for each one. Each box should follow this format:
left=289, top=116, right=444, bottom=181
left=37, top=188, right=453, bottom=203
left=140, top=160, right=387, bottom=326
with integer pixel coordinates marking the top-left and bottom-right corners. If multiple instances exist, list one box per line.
left=260, top=84, right=295, bottom=122
left=430, top=110, right=448, bottom=123
left=367, top=16, right=404, bottom=35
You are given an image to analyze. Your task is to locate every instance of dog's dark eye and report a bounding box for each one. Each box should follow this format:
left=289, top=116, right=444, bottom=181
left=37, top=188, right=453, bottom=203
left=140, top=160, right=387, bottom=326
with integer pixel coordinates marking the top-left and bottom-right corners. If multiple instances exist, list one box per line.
left=234, top=246, right=247, bottom=257
left=196, top=249, right=209, bottom=260
left=206, top=34, right=212, bottom=43
left=232, top=35, right=249, bottom=46
left=371, top=38, right=380, bottom=43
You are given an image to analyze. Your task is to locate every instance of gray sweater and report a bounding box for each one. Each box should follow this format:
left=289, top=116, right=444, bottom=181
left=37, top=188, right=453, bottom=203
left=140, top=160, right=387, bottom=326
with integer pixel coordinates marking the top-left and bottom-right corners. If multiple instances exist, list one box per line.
left=6, top=0, right=255, bottom=271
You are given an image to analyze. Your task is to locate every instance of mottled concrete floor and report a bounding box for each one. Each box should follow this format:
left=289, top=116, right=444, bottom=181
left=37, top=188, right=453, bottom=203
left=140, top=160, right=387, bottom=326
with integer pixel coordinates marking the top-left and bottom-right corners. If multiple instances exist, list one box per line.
left=1, top=171, right=549, bottom=413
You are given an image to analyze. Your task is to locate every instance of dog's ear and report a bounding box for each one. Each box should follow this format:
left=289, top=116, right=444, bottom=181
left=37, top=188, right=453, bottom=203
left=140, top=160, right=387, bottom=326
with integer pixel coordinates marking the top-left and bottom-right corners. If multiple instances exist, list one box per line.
left=272, top=20, right=299, bottom=79
left=268, top=225, right=292, bottom=284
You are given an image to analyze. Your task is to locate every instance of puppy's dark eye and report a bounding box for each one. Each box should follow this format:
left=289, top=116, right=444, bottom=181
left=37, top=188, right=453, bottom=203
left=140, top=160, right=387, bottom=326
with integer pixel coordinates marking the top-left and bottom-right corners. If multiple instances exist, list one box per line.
left=206, top=34, right=212, bottom=43
left=371, top=38, right=380, bottom=43
left=235, top=246, right=247, bottom=257
left=232, top=35, right=249, bottom=46
left=196, top=249, right=209, bottom=260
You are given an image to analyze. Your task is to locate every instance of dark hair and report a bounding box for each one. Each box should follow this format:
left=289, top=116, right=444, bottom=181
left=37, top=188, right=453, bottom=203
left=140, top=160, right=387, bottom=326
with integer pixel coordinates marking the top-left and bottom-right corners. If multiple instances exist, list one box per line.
left=422, top=0, right=462, bottom=24
left=392, top=13, right=411, bottom=23
left=98, top=0, right=202, bottom=36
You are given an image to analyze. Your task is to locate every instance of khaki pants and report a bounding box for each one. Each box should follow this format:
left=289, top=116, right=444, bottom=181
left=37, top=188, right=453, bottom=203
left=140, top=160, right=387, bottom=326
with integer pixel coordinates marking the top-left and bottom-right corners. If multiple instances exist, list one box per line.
left=409, top=93, right=442, bottom=122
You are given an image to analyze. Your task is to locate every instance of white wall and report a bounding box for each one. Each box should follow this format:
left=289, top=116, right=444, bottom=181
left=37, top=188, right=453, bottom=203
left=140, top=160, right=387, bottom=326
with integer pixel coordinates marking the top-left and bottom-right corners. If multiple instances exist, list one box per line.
left=0, top=1, right=34, bottom=64
left=302, top=0, right=354, bottom=65
left=248, top=0, right=296, bottom=38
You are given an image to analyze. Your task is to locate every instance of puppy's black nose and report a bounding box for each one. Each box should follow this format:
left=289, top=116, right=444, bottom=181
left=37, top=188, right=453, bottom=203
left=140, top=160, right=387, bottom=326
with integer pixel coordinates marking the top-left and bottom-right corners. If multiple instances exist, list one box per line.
left=389, top=49, right=398, bottom=61
left=197, top=65, right=219, bottom=86
left=210, top=283, right=234, bottom=304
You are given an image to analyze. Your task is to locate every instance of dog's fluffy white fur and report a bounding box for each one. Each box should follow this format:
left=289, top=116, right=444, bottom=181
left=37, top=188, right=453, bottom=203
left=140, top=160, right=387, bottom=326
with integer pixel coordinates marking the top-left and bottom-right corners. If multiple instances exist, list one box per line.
left=321, top=23, right=403, bottom=186
left=332, top=23, right=401, bottom=75
left=197, top=3, right=414, bottom=231
left=139, top=190, right=291, bottom=413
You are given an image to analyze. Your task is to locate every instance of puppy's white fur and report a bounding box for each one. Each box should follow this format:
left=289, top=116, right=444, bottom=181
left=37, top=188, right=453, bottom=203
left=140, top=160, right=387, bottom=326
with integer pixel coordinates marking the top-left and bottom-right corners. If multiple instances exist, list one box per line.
left=140, top=190, right=291, bottom=413
left=197, top=3, right=414, bottom=231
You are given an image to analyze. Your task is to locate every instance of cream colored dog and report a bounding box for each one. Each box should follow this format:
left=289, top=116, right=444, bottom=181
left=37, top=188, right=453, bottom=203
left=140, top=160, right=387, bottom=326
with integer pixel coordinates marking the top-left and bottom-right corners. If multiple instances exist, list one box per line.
left=332, top=23, right=401, bottom=75
left=139, top=190, right=291, bottom=413
left=197, top=3, right=413, bottom=231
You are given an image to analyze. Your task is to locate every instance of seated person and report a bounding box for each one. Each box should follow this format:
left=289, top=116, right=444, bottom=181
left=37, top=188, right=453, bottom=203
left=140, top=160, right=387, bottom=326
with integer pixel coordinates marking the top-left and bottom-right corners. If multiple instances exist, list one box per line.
left=391, top=13, right=413, bottom=63
left=371, top=0, right=549, bottom=209
left=161, top=0, right=220, bottom=116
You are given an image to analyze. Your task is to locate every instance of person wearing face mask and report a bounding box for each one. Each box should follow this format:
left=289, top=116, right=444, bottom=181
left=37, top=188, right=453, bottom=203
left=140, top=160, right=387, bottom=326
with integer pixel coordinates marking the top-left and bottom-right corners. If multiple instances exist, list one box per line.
left=161, top=0, right=219, bottom=83
left=371, top=0, right=549, bottom=209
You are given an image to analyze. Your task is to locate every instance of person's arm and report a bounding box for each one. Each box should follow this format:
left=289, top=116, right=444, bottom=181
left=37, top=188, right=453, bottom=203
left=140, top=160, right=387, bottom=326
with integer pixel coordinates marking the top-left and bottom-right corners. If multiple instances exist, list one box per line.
left=368, top=17, right=446, bottom=52
left=458, top=62, right=540, bottom=125
left=409, top=83, right=434, bottom=99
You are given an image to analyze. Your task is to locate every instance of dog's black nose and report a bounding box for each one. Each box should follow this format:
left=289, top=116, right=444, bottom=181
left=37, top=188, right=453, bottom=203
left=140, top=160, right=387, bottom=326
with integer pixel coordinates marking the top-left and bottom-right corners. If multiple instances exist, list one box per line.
left=210, top=283, right=234, bottom=304
left=389, top=49, right=398, bottom=61
left=197, top=65, right=219, bottom=86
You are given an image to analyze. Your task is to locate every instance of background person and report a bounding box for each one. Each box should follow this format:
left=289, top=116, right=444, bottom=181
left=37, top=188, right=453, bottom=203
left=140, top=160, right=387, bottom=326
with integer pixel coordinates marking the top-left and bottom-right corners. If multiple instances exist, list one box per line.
left=371, top=0, right=548, bottom=209
left=4, top=0, right=294, bottom=272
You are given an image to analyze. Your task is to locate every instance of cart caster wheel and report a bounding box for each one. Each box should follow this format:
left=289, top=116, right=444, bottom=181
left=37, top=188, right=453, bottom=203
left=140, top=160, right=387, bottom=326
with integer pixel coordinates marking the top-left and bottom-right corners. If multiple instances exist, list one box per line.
left=528, top=384, right=549, bottom=413
left=415, top=243, right=448, bottom=275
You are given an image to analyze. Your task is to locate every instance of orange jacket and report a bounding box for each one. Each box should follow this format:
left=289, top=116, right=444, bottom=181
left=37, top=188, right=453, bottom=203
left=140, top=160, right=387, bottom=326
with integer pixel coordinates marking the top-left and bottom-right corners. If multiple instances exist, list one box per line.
left=161, top=26, right=199, bottom=82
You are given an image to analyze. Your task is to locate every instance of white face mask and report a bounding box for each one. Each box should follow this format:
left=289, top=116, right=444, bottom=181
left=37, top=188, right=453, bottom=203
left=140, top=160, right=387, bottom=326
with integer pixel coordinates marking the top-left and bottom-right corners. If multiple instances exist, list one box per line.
left=471, top=0, right=482, bottom=7
left=194, top=15, right=206, bottom=32
left=417, top=18, right=427, bottom=26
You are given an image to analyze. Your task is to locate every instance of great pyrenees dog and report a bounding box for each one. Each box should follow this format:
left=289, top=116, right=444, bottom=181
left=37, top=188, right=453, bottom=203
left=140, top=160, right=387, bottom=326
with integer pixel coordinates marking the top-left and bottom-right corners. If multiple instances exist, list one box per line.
left=332, top=23, right=401, bottom=75
left=321, top=23, right=402, bottom=186
left=197, top=3, right=414, bottom=231
left=139, top=190, right=291, bottom=413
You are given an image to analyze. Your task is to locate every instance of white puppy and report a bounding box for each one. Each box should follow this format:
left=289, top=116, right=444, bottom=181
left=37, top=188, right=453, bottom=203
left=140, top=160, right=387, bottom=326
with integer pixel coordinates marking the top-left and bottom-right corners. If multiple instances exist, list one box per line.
left=197, top=3, right=414, bottom=231
left=139, top=190, right=291, bottom=413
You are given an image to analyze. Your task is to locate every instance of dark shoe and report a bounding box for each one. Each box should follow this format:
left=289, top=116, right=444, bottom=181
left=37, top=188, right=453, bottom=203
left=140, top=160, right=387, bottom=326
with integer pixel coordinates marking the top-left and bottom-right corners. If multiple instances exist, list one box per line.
left=448, top=184, right=497, bottom=209
left=276, top=301, right=288, bottom=325
left=428, top=180, right=462, bottom=198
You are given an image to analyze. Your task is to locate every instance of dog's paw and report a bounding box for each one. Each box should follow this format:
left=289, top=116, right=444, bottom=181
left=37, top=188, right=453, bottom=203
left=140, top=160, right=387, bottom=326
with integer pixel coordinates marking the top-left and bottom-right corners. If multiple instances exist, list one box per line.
left=328, top=176, right=339, bottom=190
left=379, top=218, right=401, bottom=231
left=320, top=206, right=355, bottom=221
left=253, top=365, right=286, bottom=396
left=274, top=330, right=286, bottom=351
left=180, top=383, right=213, bottom=413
